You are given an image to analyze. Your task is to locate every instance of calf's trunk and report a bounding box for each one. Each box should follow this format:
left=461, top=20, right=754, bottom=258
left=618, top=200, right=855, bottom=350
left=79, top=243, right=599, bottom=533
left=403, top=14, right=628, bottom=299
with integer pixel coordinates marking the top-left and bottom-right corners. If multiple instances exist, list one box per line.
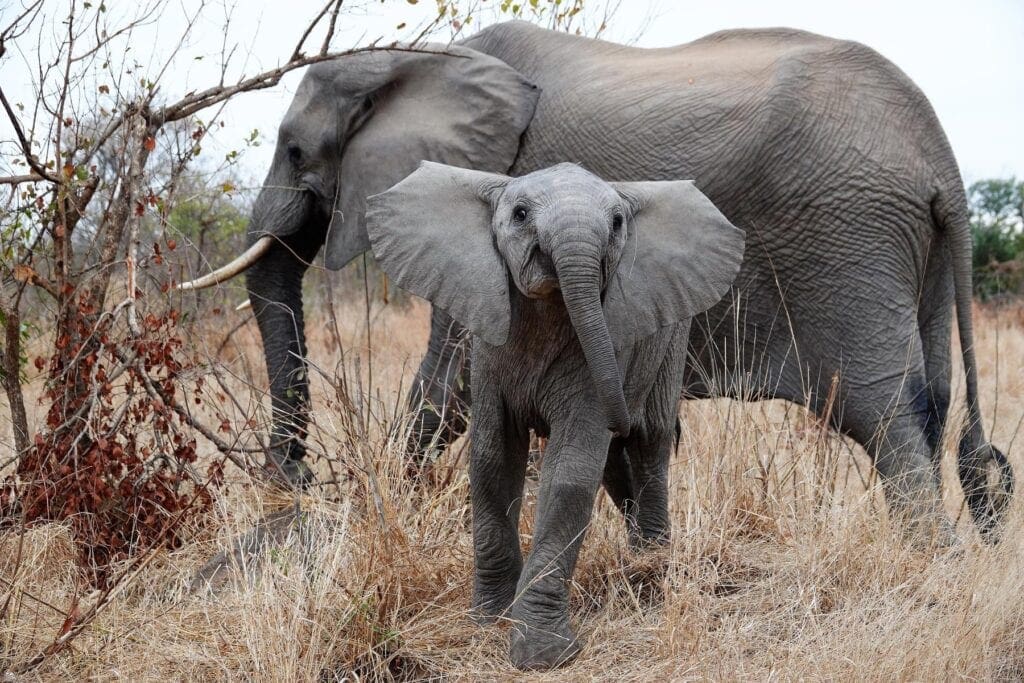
left=552, top=239, right=630, bottom=437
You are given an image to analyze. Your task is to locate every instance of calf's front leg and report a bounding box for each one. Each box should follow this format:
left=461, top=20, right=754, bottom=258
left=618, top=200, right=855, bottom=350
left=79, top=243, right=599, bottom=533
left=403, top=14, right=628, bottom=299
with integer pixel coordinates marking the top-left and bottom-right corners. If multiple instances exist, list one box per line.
left=470, top=388, right=529, bottom=618
left=509, top=410, right=611, bottom=670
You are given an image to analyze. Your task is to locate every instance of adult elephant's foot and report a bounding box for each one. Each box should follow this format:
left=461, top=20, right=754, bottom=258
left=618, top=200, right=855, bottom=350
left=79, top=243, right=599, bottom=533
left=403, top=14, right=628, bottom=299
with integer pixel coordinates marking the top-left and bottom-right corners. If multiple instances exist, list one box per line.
left=508, top=616, right=580, bottom=670
left=885, top=483, right=959, bottom=549
left=628, top=523, right=670, bottom=551
left=264, top=449, right=315, bottom=489
left=899, top=509, right=959, bottom=549
left=264, top=458, right=315, bottom=489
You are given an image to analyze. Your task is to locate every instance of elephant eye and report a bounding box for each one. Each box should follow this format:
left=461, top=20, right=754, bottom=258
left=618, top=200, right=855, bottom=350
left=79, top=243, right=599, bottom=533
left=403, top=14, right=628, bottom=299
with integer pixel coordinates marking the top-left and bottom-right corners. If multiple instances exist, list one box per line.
left=286, top=142, right=302, bottom=164
left=512, top=205, right=529, bottom=224
left=611, top=212, right=624, bottom=233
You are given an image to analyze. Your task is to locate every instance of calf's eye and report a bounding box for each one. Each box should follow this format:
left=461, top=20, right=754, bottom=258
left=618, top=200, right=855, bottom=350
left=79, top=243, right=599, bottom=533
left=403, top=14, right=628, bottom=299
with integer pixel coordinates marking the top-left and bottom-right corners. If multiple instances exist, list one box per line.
left=512, top=205, right=529, bottom=223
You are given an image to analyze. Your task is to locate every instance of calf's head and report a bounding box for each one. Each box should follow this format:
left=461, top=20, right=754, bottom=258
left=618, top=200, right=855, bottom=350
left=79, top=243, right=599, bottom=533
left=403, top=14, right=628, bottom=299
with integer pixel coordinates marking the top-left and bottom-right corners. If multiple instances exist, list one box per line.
left=366, top=162, right=745, bottom=436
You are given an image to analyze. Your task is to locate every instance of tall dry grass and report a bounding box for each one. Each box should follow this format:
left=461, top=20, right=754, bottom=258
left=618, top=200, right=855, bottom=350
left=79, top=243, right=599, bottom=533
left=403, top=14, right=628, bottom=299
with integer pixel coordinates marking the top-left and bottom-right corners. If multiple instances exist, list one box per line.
left=1, top=296, right=1022, bottom=680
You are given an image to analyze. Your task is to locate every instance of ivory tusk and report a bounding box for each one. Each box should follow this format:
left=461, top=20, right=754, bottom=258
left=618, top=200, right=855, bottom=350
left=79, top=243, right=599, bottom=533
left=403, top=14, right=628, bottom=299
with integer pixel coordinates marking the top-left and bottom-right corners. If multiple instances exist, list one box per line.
left=235, top=299, right=252, bottom=312
left=176, top=236, right=274, bottom=291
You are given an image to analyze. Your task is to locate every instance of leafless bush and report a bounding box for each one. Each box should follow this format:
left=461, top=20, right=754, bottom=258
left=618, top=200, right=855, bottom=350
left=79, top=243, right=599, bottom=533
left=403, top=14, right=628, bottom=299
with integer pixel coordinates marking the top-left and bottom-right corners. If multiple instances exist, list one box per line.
left=0, top=1, right=454, bottom=672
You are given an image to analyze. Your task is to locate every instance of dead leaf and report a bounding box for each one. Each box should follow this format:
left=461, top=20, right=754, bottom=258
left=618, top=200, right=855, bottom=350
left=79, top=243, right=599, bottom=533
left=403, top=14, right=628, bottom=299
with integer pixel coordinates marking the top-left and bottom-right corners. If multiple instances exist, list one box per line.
left=13, top=264, right=35, bottom=283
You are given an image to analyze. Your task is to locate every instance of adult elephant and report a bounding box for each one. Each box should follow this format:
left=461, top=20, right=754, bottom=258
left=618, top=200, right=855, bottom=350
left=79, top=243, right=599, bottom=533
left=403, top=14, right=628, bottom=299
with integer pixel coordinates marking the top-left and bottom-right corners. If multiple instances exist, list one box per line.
left=181, top=21, right=1012, bottom=538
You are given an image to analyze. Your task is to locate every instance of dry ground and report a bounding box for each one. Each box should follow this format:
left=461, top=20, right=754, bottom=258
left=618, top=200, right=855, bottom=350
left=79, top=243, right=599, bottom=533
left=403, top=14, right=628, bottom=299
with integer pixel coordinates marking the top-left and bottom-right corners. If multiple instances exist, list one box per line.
left=1, top=294, right=1022, bottom=681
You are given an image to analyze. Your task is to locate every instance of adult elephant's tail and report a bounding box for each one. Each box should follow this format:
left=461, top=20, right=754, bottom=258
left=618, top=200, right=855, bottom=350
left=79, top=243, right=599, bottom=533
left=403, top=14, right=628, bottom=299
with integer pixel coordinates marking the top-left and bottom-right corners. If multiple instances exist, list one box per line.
left=936, top=185, right=1014, bottom=540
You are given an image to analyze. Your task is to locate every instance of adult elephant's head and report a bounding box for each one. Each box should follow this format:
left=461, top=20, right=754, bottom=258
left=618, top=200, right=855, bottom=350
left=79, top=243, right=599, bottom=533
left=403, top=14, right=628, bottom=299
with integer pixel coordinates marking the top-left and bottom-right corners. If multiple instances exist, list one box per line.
left=175, top=45, right=538, bottom=484
left=179, top=44, right=539, bottom=288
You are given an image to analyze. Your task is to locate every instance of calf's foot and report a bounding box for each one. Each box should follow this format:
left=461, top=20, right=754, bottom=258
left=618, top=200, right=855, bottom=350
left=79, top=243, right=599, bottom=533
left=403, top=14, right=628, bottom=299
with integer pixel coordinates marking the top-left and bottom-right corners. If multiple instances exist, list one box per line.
left=471, top=579, right=518, bottom=622
left=509, top=616, right=580, bottom=671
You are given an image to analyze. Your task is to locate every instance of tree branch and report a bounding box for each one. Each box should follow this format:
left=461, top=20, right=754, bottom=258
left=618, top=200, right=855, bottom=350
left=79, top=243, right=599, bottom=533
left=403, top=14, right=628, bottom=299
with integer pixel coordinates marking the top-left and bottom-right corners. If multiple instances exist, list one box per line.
left=319, top=0, right=345, bottom=56
left=155, top=45, right=445, bottom=125
left=291, top=0, right=335, bottom=61
left=0, top=0, right=43, bottom=59
left=0, top=173, right=45, bottom=186
left=0, top=87, right=59, bottom=183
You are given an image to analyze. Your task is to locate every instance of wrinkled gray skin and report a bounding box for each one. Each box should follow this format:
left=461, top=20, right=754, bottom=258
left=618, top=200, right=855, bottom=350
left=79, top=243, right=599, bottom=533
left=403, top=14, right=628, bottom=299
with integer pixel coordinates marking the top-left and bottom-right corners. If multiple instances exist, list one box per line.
left=365, top=162, right=744, bottom=669
left=238, top=23, right=1011, bottom=535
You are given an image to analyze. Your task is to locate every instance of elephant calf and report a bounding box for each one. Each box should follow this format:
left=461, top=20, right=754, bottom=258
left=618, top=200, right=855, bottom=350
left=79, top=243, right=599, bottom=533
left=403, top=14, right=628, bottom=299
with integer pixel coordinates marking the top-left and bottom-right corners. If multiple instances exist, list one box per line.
left=367, top=161, right=744, bottom=670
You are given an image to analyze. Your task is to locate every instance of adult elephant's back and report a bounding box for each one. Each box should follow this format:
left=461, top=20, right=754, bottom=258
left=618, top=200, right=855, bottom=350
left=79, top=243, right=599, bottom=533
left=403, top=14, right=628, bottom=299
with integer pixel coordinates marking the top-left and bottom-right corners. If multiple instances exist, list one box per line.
left=465, top=21, right=1013, bottom=537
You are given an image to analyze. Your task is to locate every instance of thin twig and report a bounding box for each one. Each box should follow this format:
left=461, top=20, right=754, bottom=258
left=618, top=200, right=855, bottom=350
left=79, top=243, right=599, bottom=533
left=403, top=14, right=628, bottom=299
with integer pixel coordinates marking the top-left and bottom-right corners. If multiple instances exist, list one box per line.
left=319, top=0, right=345, bottom=56
left=0, top=87, right=59, bottom=183
left=291, top=0, right=335, bottom=61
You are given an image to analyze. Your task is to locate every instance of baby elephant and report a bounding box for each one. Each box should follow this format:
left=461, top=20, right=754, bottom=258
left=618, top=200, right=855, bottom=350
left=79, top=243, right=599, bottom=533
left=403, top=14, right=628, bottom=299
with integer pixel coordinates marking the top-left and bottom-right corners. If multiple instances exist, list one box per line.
left=367, top=161, right=744, bottom=670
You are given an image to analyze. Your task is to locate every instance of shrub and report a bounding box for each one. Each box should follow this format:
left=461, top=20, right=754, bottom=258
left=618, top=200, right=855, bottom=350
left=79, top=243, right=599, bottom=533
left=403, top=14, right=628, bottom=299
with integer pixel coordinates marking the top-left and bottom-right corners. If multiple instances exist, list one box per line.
left=969, top=178, right=1024, bottom=300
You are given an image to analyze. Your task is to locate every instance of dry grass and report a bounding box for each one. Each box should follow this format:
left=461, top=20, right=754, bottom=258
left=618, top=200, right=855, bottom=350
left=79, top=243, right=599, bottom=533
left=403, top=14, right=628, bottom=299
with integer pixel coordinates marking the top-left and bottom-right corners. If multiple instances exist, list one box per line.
left=1, top=296, right=1022, bottom=681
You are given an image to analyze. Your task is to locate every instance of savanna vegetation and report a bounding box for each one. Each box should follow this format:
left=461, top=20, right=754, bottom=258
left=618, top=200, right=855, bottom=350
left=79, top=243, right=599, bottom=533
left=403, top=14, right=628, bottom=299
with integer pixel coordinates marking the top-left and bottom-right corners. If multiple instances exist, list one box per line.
left=0, top=1, right=1021, bottom=679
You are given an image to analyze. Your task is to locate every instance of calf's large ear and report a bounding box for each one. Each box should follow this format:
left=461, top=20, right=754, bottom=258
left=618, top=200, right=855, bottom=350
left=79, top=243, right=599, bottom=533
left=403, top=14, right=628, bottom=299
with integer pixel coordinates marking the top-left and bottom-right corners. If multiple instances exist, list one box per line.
left=366, top=162, right=511, bottom=346
left=325, top=45, right=538, bottom=270
left=605, top=181, right=745, bottom=343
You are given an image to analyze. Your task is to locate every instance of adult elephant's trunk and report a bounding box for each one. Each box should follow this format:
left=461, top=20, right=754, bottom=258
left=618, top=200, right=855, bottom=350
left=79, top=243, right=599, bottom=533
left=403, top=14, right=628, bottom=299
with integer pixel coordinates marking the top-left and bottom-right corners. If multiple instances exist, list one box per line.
left=240, top=177, right=326, bottom=484
left=552, top=237, right=630, bottom=437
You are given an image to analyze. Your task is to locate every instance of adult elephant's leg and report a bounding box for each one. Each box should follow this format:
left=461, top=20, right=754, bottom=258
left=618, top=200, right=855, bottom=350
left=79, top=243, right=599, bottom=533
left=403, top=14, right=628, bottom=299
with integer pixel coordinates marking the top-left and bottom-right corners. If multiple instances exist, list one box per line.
left=470, top=390, right=529, bottom=618
left=405, top=307, right=471, bottom=470
left=917, top=232, right=955, bottom=467
left=509, top=410, right=610, bottom=670
left=837, top=339, right=953, bottom=544
left=246, top=232, right=322, bottom=486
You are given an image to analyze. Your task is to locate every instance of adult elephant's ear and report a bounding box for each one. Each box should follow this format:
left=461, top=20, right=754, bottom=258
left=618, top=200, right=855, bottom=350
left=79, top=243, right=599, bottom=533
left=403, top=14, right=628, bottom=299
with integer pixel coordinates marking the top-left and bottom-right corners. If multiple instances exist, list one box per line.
left=366, top=162, right=512, bottom=347
left=325, top=45, right=539, bottom=270
left=605, top=181, right=745, bottom=345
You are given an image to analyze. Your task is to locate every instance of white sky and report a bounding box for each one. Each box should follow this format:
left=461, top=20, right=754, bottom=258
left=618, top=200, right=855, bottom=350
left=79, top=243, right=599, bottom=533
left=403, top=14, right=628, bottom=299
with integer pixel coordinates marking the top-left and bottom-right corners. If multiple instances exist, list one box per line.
left=2, top=0, right=1022, bottom=186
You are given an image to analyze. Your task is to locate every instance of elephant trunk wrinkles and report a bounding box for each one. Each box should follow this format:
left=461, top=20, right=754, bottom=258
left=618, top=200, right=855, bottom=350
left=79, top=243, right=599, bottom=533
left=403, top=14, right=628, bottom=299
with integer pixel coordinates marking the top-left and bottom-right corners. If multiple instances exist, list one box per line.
left=241, top=172, right=328, bottom=473
left=552, top=237, right=630, bottom=437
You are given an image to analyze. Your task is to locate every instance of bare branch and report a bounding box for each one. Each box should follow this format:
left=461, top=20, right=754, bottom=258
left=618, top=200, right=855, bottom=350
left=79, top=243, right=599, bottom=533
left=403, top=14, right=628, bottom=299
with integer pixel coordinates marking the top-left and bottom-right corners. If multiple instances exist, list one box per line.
left=0, top=0, right=43, bottom=59
left=291, top=0, right=335, bottom=62
left=156, top=45, right=446, bottom=124
left=0, top=87, right=59, bottom=183
left=69, top=0, right=162, bottom=64
left=16, top=268, right=60, bottom=300
left=114, top=347, right=261, bottom=474
left=319, top=0, right=345, bottom=56
left=0, top=173, right=45, bottom=186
